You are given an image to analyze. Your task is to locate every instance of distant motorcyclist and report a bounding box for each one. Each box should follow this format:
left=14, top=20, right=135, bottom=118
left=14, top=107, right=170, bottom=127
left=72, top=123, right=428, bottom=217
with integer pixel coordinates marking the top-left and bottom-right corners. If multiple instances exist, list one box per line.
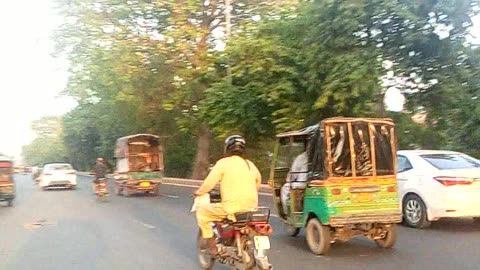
left=92, top=158, right=108, bottom=194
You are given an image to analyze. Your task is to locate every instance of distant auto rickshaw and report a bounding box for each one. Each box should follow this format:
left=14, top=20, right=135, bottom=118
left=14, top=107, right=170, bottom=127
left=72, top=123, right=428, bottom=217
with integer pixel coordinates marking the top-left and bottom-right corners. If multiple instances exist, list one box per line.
left=0, top=154, right=15, bottom=206
left=113, top=134, right=164, bottom=196
left=269, top=117, right=401, bottom=255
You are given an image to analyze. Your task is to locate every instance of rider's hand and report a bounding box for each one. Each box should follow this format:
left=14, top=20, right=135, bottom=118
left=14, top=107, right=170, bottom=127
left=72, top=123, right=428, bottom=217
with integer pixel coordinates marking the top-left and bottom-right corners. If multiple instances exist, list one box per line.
left=191, top=191, right=201, bottom=199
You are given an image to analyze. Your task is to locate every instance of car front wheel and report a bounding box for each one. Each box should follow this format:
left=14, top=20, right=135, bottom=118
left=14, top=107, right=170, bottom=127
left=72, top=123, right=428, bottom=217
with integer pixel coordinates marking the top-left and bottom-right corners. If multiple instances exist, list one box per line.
left=403, top=194, right=431, bottom=229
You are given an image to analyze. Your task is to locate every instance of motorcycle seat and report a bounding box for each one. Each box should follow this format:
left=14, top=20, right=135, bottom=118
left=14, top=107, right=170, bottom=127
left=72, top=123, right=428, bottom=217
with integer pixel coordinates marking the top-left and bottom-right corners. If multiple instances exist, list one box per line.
left=233, top=210, right=268, bottom=223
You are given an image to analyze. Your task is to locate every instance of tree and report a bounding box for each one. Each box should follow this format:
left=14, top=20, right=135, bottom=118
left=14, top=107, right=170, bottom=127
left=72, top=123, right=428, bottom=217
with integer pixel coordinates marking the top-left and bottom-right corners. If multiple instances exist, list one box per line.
left=22, top=116, right=67, bottom=166
left=54, top=0, right=300, bottom=179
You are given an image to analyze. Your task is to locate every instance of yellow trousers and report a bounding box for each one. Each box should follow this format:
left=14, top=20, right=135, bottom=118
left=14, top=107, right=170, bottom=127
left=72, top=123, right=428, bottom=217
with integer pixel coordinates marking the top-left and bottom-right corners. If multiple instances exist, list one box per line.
left=196, top=203, right=229, bottom=238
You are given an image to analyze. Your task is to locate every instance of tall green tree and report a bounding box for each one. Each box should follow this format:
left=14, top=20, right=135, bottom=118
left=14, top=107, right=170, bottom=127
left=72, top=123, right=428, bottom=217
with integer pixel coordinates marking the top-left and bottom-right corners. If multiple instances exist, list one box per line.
left=54, top=0, right=299, bottom=178
left=22, top=116, right=67, bottom=166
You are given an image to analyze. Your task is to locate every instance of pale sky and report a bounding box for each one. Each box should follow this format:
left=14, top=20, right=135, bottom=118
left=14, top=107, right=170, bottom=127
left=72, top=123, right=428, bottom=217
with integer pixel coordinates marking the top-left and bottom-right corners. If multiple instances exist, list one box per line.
left=0, top=0, right=76, bottom=159
left=0, top=1, right=478, bottom=160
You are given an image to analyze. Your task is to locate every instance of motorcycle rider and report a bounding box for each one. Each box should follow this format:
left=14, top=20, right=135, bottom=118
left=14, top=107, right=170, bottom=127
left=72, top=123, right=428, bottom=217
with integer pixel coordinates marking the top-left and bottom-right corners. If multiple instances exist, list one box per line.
left=193, top=135, right=262, bottom=256
left=92, top=158, right=108, bottom=194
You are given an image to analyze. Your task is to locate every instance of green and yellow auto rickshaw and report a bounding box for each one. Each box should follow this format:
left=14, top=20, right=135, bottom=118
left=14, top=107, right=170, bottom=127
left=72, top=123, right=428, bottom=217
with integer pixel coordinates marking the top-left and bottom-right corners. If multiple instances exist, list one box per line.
left=113, top=134, right=164, bottom=196
left=269, top=117, right=401, bottom=255
left=0, top=154, right=15, bottom=206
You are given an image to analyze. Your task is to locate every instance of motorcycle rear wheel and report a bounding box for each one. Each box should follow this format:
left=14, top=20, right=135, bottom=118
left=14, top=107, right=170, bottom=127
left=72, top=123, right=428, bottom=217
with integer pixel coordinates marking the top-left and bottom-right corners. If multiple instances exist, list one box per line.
left=240, top=236, right=256, bottom=270
left=197, top=230, right=215, bottom=270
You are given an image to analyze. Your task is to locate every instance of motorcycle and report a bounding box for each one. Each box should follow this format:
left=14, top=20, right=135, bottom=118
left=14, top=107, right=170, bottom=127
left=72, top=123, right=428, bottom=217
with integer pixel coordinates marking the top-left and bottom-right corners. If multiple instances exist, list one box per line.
left=95, top=178, right=109, bottom=202
left=197, top=190, right=273, bottom=270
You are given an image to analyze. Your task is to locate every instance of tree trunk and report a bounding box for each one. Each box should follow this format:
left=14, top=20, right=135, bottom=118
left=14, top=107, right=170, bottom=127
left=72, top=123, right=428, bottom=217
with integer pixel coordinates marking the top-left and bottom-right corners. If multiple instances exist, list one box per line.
left=377, top=92, right=386, bottom=117
left=191, top=124, right=211, bottom=180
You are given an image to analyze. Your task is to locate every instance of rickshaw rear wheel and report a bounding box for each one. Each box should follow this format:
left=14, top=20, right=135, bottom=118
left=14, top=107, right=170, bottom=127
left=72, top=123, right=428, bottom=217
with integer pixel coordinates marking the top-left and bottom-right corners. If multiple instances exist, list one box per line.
left=151, top=186, right=160, bottom=196
left=305, top=218, right=331, bottom=255
left=286, top=225, right=300, bottom=237
left=473, top=218, right=480, bottom=225
left=375, top=224, right=397, bottom=248
left=123, top=187, right=131, bottom=197
left=115, top=184, right=122, bottom=195
left=7, top=199, right=13, bottom=207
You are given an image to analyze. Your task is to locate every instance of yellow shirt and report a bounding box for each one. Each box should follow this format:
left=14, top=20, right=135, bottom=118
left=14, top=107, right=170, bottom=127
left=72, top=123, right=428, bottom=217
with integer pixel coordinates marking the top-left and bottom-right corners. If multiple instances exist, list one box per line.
left=196, top=155, right=262, bottom=214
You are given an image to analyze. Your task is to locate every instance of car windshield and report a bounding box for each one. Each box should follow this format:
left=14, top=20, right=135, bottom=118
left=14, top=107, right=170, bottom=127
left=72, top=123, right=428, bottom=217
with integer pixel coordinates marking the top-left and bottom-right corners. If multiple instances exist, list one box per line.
left=421, top=154, right=480, bottom=170
left=46, top=164, right=73, bottom=171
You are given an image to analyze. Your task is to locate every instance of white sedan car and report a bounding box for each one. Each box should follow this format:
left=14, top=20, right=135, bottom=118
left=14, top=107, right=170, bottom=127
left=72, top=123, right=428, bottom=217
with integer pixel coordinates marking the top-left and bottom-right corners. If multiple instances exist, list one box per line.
left=39, top=163, right=77, bottom=190
left=397, top=150, right=480, bottom=228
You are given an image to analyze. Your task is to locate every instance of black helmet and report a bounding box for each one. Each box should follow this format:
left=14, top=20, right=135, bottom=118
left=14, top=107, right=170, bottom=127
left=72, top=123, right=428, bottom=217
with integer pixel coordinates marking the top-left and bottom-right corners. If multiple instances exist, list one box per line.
left=224, top=135, right=246, bottom=154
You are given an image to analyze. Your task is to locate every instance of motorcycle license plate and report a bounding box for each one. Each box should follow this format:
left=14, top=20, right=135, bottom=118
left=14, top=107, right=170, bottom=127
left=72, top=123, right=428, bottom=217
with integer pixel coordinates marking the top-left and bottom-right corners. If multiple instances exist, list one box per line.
left=254, top=236, right=270, bottom=250
left=140, top=181, right=150, bottom=187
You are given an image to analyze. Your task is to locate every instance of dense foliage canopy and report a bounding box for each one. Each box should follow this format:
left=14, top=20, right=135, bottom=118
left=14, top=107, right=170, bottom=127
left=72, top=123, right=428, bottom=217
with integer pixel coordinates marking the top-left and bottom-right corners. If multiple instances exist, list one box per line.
left=23, top=0, right=480, bottom=177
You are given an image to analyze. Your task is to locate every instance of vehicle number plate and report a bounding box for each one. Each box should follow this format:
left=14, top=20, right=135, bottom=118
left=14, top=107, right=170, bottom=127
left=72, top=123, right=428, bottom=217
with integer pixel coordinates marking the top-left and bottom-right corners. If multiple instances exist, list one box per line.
left=357, top=193, right=372, bottom=202
left=140, top=182, right=150, bottom=187
left=254, top=236, right=270, bottom=250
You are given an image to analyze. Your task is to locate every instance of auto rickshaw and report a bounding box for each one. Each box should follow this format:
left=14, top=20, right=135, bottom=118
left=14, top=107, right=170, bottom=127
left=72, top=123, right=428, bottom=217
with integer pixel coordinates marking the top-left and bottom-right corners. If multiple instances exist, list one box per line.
left=0, top=154, right=15, bottom=206
left=269, top=117, right=401, bottom=255
left=113, top=134, right=164, bottom=196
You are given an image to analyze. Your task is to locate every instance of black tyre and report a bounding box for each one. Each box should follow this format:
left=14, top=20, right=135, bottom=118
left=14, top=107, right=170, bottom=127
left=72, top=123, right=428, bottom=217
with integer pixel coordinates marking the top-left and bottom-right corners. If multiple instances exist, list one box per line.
left=375, top=224, right=397, bottom=248
left=151, top=186, right=160, bottom=196
left=286, top=225, right=300, bottom=237
left=403, top=194, right=431, bottom=229
left=239, top=235, right=256, bottom=270
left=305, top=218, right=331, bottom=255
left=123, top=187, right=131, bottom=197
left=473, top=217, right=480, bottom=225
left=115, top=184, right=122, bottom=195
left=197, top=230, right=215, bottom=270
left=7, top=199, right=13, bottom=207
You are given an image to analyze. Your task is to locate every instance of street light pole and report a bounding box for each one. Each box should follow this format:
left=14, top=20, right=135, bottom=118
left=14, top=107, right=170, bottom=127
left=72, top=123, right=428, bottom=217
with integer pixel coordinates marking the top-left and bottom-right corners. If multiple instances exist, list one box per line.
left=225, top=0, right=232, bottom=38
left=225, top=0, right=232, bottom=80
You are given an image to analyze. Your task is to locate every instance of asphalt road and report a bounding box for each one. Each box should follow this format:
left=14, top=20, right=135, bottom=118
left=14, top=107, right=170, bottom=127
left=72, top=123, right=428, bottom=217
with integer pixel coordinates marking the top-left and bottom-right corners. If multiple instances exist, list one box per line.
left=1, top=174, right=480, bottom=270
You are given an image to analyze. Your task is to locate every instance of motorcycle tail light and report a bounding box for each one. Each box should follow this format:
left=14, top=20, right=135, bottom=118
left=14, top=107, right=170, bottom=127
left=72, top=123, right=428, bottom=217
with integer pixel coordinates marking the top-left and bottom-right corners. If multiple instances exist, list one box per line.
left=254, top=224, right=273, bottom=236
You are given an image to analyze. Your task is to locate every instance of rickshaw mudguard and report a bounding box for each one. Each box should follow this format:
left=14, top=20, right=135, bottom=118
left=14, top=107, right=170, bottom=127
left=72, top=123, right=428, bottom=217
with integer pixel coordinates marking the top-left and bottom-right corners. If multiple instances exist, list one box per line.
left=301, top=187, right=334, bottom=226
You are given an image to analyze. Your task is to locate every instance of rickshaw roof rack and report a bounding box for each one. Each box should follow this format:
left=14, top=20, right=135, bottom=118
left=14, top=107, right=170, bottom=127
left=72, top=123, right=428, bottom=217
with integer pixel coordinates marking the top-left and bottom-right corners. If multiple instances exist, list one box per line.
left=276, top=124, right=319, bottom=138
left=321, top=117, right=394, bottom=125
left=116, top=134, right=160, bottom=144
left=276, top=117, right=395, bottom=139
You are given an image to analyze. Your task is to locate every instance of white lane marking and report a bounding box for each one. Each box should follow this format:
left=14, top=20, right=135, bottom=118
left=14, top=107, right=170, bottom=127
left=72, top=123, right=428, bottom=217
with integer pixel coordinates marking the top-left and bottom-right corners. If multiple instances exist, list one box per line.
left=159, top=194, right=179, bottom=199
left=162, top=183, right=273, bottom=197
left=133, top=219, right=156, bottom=229
left=162, top=183, right=198, bottom=188
left=23, top=220, right=58, bottom=229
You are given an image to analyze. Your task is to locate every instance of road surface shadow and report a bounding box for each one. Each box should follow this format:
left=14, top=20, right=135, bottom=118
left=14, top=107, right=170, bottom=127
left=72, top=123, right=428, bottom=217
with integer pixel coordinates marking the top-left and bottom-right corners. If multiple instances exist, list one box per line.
left=276, top=233, right=396, bottom=258
left=41, top=188, right=77, bottom=192
left=122, top=193, right=161, bottom=198
left=425, top=218, right=480, bottom=232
